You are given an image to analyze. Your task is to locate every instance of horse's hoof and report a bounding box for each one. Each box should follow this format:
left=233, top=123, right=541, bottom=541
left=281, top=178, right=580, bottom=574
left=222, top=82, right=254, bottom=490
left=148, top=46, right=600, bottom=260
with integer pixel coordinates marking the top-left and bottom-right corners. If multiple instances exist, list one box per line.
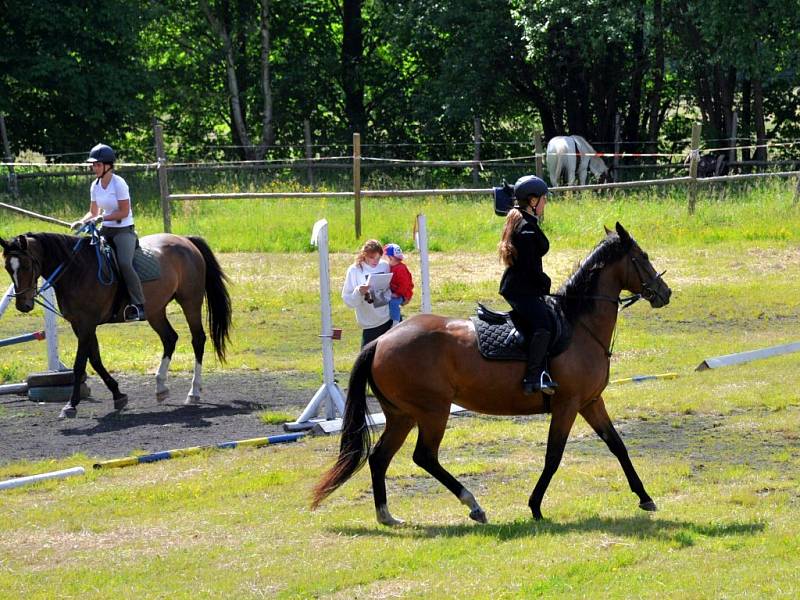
left=378, top=515, right=405, bottom=527
left=469, top=508, right=488, bottom=524
left=156, top=389, right=170, bottom=403
left=184, top=395, right=200, bottom=405
left=531, top=509, right=544, bottom=521
left=58, top=405, right=77, bottom=419
left=113, top=395, right=129, bottom=411
left=639, top=500, right=658, bottom=512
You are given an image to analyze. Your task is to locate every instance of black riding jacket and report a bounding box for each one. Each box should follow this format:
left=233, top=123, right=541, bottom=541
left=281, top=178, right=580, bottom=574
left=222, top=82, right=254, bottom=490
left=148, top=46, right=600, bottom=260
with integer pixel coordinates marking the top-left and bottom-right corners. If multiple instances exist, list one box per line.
left=499, top=208, right=551, bottom=299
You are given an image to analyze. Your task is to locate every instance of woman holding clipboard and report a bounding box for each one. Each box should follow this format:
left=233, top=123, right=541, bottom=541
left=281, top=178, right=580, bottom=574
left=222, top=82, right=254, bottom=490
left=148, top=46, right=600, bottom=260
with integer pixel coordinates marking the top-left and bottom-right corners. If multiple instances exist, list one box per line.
left=341, top=239, right=393, bottom=346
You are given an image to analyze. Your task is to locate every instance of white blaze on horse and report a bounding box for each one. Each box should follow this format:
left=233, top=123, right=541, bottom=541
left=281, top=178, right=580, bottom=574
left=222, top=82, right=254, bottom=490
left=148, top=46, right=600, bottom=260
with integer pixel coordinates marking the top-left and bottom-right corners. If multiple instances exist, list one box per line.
left=546, top=135, right=611, bottom=187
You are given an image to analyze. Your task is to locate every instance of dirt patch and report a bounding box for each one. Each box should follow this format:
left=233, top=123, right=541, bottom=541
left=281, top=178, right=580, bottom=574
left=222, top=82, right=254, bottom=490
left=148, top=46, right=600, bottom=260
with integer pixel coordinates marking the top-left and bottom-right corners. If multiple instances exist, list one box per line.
left=0, top=371, right=319, bottom=465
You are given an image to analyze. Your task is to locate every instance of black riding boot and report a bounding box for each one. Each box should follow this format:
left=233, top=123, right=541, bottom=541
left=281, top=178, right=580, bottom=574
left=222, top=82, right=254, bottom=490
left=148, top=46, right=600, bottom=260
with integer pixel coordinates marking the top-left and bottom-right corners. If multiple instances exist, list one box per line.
left=522, top=330, right=558, bottom=396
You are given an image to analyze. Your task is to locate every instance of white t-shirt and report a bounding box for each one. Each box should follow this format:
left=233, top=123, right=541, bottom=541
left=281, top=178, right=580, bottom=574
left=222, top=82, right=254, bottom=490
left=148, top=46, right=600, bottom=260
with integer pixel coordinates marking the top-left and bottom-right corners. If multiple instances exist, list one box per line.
left=90, top=173, right=134, bottom=228
left=341, top=261, right=391, bottom=329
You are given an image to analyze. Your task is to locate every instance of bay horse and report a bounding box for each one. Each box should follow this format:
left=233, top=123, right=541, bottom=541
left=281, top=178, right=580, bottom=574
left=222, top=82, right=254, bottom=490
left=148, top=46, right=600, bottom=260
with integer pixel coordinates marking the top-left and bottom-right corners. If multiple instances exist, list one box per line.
left=1, top=228, right=231, bottom=419
left=546, top=135, right=611, bottom=186
left=313, top=223, right=671, bottom=525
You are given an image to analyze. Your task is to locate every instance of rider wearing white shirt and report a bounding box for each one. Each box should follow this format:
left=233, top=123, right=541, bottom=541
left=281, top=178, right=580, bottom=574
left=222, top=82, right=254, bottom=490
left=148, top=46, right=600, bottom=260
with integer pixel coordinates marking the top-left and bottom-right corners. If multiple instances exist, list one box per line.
left=342, top=239, right=392, bottom=347
left=71, top=143, right=146, bottom=322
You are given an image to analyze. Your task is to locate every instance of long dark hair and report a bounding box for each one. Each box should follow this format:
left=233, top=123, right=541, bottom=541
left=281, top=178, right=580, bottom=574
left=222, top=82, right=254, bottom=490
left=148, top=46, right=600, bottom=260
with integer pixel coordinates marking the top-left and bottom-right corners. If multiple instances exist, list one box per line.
left=498, top=196, right=533, bottom=267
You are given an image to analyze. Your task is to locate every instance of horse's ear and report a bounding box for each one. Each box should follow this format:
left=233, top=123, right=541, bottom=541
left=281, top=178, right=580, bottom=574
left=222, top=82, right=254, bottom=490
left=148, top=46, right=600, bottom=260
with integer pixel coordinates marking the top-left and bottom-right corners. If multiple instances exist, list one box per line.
left=604, top=225, right=613, bottom=235
left=17, top=235, right=27, bottom=251
left=615, top=222, right=631, bottom=243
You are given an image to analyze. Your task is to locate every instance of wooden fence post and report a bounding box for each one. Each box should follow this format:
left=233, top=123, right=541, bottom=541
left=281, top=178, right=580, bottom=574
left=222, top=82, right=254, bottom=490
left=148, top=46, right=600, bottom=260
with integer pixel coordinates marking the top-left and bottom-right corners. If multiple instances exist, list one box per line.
left=153, top=120, right=171, bottom=233
left=0, top=114, right=18, bottom=196
left=353, top=132, right=361, bottom=238
left=303, top=119, right=315, bottom=190
left=472, top=117, right=482, bottom=186
left=688, top=122, right=701, bottom=214
left=613, top=113, right=621, bottom=183
left=534, top=131, right=543, bottom=180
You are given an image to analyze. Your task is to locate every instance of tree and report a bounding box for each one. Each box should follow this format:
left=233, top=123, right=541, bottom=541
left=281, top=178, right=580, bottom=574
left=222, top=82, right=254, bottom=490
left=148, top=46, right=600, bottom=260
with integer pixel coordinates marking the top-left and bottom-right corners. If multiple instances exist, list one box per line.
left=0, top=0, right=154, bottom=156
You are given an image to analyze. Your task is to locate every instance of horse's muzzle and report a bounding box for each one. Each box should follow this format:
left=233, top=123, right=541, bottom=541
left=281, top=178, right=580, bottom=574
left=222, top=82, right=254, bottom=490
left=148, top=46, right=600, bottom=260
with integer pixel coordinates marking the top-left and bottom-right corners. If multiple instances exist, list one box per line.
left=15, top=297, right=34, bottom=313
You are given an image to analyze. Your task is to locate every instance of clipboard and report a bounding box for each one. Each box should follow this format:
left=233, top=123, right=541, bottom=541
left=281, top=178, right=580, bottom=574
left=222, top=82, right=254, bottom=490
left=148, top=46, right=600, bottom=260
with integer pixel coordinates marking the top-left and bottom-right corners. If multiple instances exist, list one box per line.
left=366, top=272, right=393, bottom=292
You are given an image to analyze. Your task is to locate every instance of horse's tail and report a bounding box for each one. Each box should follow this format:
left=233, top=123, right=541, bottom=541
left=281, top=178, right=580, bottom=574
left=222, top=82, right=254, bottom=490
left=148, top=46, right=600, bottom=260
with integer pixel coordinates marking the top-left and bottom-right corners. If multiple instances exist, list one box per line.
left=311, top=340, right=377, bottom=509
left=187, top=236, right=232, bottom=362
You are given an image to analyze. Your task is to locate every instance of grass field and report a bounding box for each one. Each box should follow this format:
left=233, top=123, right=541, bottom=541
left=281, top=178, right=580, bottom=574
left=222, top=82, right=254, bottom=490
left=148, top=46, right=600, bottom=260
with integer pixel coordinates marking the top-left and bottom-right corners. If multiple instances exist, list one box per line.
left=0, top=182, right=799, bottom=597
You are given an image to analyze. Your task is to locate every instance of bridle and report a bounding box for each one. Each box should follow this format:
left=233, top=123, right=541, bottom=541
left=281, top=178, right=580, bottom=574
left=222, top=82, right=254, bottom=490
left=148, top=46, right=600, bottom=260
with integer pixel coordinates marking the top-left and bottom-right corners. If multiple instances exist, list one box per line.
left=629, top=255, right=668, bottom=306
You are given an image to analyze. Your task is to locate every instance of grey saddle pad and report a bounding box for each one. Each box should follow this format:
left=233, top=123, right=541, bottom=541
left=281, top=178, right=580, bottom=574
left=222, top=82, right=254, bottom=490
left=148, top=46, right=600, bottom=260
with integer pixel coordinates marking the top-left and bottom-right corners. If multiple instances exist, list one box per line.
left=131, top=245, right=161, bottom=282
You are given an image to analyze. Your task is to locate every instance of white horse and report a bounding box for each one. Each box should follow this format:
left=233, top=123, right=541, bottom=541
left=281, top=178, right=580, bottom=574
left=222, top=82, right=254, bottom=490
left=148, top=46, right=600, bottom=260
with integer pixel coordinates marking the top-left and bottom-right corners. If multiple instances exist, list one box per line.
left=546, top=135, right=611, bottom=186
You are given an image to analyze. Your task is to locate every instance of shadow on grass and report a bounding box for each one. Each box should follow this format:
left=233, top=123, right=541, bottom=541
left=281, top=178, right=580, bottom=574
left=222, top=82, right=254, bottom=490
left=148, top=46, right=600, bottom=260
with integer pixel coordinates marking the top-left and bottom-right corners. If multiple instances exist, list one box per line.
left=331, top=514, right=765, bottom=542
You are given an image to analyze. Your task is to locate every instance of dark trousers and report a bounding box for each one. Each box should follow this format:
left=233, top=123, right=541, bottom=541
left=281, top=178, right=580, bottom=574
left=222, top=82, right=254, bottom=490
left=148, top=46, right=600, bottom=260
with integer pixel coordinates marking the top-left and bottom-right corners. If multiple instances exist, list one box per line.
left=503, top=295, right=553, bottom=337
left=361, top=319, right=392, bottom=347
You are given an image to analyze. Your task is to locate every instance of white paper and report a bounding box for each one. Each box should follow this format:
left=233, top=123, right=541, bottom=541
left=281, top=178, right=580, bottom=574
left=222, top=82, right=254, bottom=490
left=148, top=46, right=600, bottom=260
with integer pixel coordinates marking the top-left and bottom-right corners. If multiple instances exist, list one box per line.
left=366, top=272, right=393, bottom=292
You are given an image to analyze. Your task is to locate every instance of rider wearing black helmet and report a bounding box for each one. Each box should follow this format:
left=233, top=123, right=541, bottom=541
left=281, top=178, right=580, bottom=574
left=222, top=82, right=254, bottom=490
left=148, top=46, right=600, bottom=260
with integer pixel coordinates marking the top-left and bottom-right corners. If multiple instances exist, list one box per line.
left=498, top=175, right=557, bottom=395
left=71, top=143, right=146, bottom=322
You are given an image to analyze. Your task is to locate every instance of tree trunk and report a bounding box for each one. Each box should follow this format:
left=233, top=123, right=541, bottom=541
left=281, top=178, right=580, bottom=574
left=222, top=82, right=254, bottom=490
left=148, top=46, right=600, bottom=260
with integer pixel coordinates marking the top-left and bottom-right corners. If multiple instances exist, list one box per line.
left=645, top=0, right=664, bottom=153
left=341, top=0, right=366, bottom=135
left=257, top=0, right=274, bottom=157
left=623, top=0, right=646, bottom=147
left=753, top=76, right=767, bottom=162
left=201, top=0, right=255, bottom=160
left=741, top=79, right=752, bottom=163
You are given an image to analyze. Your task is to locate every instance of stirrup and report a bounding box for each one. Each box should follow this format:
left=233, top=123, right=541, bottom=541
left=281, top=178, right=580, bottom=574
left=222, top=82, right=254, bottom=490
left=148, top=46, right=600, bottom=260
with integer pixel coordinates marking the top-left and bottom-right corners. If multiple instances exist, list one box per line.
left=124, top=304, right=145, bottom=322
left=539, top=371, right=558, bottom=396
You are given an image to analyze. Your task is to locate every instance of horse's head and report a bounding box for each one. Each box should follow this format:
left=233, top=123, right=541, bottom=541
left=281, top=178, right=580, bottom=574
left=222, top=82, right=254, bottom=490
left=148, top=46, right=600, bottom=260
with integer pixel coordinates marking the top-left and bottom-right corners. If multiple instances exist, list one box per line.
left=0, top=234, right=41, bottom=313
left=607, top=222, right=671, bottom=308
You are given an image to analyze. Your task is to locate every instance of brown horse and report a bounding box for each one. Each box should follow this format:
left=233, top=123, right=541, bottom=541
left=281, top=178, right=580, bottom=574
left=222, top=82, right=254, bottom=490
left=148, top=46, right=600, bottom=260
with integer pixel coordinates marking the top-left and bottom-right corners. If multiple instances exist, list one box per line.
left=1, top=229, right=231, bottom=419
left=313, top=222, right=671, bottom=525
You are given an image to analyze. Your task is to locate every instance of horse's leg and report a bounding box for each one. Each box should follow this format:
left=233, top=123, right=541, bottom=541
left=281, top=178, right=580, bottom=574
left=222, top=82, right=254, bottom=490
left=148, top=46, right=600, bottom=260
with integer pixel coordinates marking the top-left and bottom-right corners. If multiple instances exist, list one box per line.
left=579, top=397, right=656, bottom=512
left=413, top=412, right=488, bottom=524
left=85, top=330, right=127, bottom=411
left=148, top=308, right=179, bottom=402
left=180, top=301, right=206, bottom=405
left=528, top=402, right=578, bottom=520
left=58, top=328, right=91, bottom=419
left=369, top=412, right=415, bottom=526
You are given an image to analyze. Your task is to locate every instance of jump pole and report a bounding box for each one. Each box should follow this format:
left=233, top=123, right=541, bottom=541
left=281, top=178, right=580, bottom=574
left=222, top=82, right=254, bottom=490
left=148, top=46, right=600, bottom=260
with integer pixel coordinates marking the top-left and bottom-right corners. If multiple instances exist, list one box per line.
left=0, top=283, right=65, bottom=371
left=415, top=213, right=432, bottom=314
left=0, top=466, right=85, bottom=491
left=92, top=433, right=305, bottom=470
left=695, top=342, right=800, bottom=371
left=284, top=219, right=348, bottom=432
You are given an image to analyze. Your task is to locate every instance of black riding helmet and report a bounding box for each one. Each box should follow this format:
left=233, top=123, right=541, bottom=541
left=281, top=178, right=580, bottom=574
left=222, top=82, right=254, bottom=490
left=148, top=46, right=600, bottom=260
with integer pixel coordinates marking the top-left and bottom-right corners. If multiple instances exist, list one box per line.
left=86, top=143, right=116, bottom=165
left=513, top=175, right=548, bottom=201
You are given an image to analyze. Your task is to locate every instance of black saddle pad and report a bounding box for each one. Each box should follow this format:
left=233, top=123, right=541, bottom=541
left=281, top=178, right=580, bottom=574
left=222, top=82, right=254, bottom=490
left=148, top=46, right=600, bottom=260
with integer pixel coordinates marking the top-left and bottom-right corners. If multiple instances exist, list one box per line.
left=472, top=301, right=572, bottom=361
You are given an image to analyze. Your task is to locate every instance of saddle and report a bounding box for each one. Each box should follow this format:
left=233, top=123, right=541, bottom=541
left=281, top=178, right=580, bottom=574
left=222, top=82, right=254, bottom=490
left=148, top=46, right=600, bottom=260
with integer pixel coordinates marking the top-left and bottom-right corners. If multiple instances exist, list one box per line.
left=96, top=238, right=162, bottom=323
left=98, top=238, right=161, bottom=283
left=471, top=300, right=571, bottom=361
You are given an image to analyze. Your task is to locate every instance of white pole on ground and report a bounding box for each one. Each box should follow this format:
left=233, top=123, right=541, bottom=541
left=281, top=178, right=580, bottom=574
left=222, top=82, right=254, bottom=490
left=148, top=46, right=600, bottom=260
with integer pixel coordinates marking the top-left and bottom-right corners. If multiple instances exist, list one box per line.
left=415, top=213, right=432, bottom=313
left=284, top=219, right=347, bottom=431
left=0, top=466, right=85, bottom=491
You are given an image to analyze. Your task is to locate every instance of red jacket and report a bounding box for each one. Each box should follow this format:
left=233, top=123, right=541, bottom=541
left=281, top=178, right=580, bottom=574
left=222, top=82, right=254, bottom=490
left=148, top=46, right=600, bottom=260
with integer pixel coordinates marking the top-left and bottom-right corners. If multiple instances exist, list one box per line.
left=389, top=262, right=414, bottom=301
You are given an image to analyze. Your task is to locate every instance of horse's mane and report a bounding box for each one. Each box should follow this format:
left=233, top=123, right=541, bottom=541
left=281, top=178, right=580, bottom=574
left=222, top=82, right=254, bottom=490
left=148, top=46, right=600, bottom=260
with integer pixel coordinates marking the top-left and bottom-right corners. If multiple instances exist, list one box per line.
left=555, top=232, right=630, bottom=321
left=25, top=232, right=94, bottom=273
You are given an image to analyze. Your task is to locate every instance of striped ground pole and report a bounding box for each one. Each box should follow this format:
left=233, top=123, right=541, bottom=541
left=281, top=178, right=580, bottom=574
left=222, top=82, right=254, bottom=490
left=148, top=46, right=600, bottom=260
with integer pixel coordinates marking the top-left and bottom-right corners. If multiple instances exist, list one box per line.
left=93, top=433, right=306, bottom=470
left=609, top=372, right=678, bottom=385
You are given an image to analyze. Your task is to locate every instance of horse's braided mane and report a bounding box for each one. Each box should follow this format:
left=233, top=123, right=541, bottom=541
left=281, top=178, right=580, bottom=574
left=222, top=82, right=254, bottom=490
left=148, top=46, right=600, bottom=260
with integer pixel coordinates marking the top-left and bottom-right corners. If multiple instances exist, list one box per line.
left=555, top=232, right=630, bottom=321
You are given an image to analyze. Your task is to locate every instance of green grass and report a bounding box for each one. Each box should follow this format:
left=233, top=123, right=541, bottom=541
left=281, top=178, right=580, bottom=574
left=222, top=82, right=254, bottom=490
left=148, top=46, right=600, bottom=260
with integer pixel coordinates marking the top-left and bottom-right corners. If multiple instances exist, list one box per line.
left=1, top=181, right=799, bottom=597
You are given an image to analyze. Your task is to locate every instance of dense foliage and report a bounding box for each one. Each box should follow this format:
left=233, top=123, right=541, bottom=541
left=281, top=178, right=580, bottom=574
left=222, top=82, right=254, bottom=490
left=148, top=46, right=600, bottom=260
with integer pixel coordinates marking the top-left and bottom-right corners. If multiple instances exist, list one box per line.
left=1, top=0, right=799, bottom=160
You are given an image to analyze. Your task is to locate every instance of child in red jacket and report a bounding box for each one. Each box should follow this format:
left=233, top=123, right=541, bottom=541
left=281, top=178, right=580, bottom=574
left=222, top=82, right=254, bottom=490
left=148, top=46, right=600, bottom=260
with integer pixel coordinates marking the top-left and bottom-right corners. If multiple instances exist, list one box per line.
left=383, top=243, right=414, bottom=325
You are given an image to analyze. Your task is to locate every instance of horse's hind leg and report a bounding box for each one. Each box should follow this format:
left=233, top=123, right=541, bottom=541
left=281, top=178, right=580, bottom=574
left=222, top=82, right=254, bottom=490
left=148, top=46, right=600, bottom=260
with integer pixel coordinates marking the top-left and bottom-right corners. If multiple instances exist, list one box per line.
left=369, top=412, right=415, bottom=526
left=179, top=300, right=206, bottom=405
left=148, top=307, right=179, bottom=402
left=413, top=412, right=487, bottom=524
left=580, top=397, right=656, bottom=512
